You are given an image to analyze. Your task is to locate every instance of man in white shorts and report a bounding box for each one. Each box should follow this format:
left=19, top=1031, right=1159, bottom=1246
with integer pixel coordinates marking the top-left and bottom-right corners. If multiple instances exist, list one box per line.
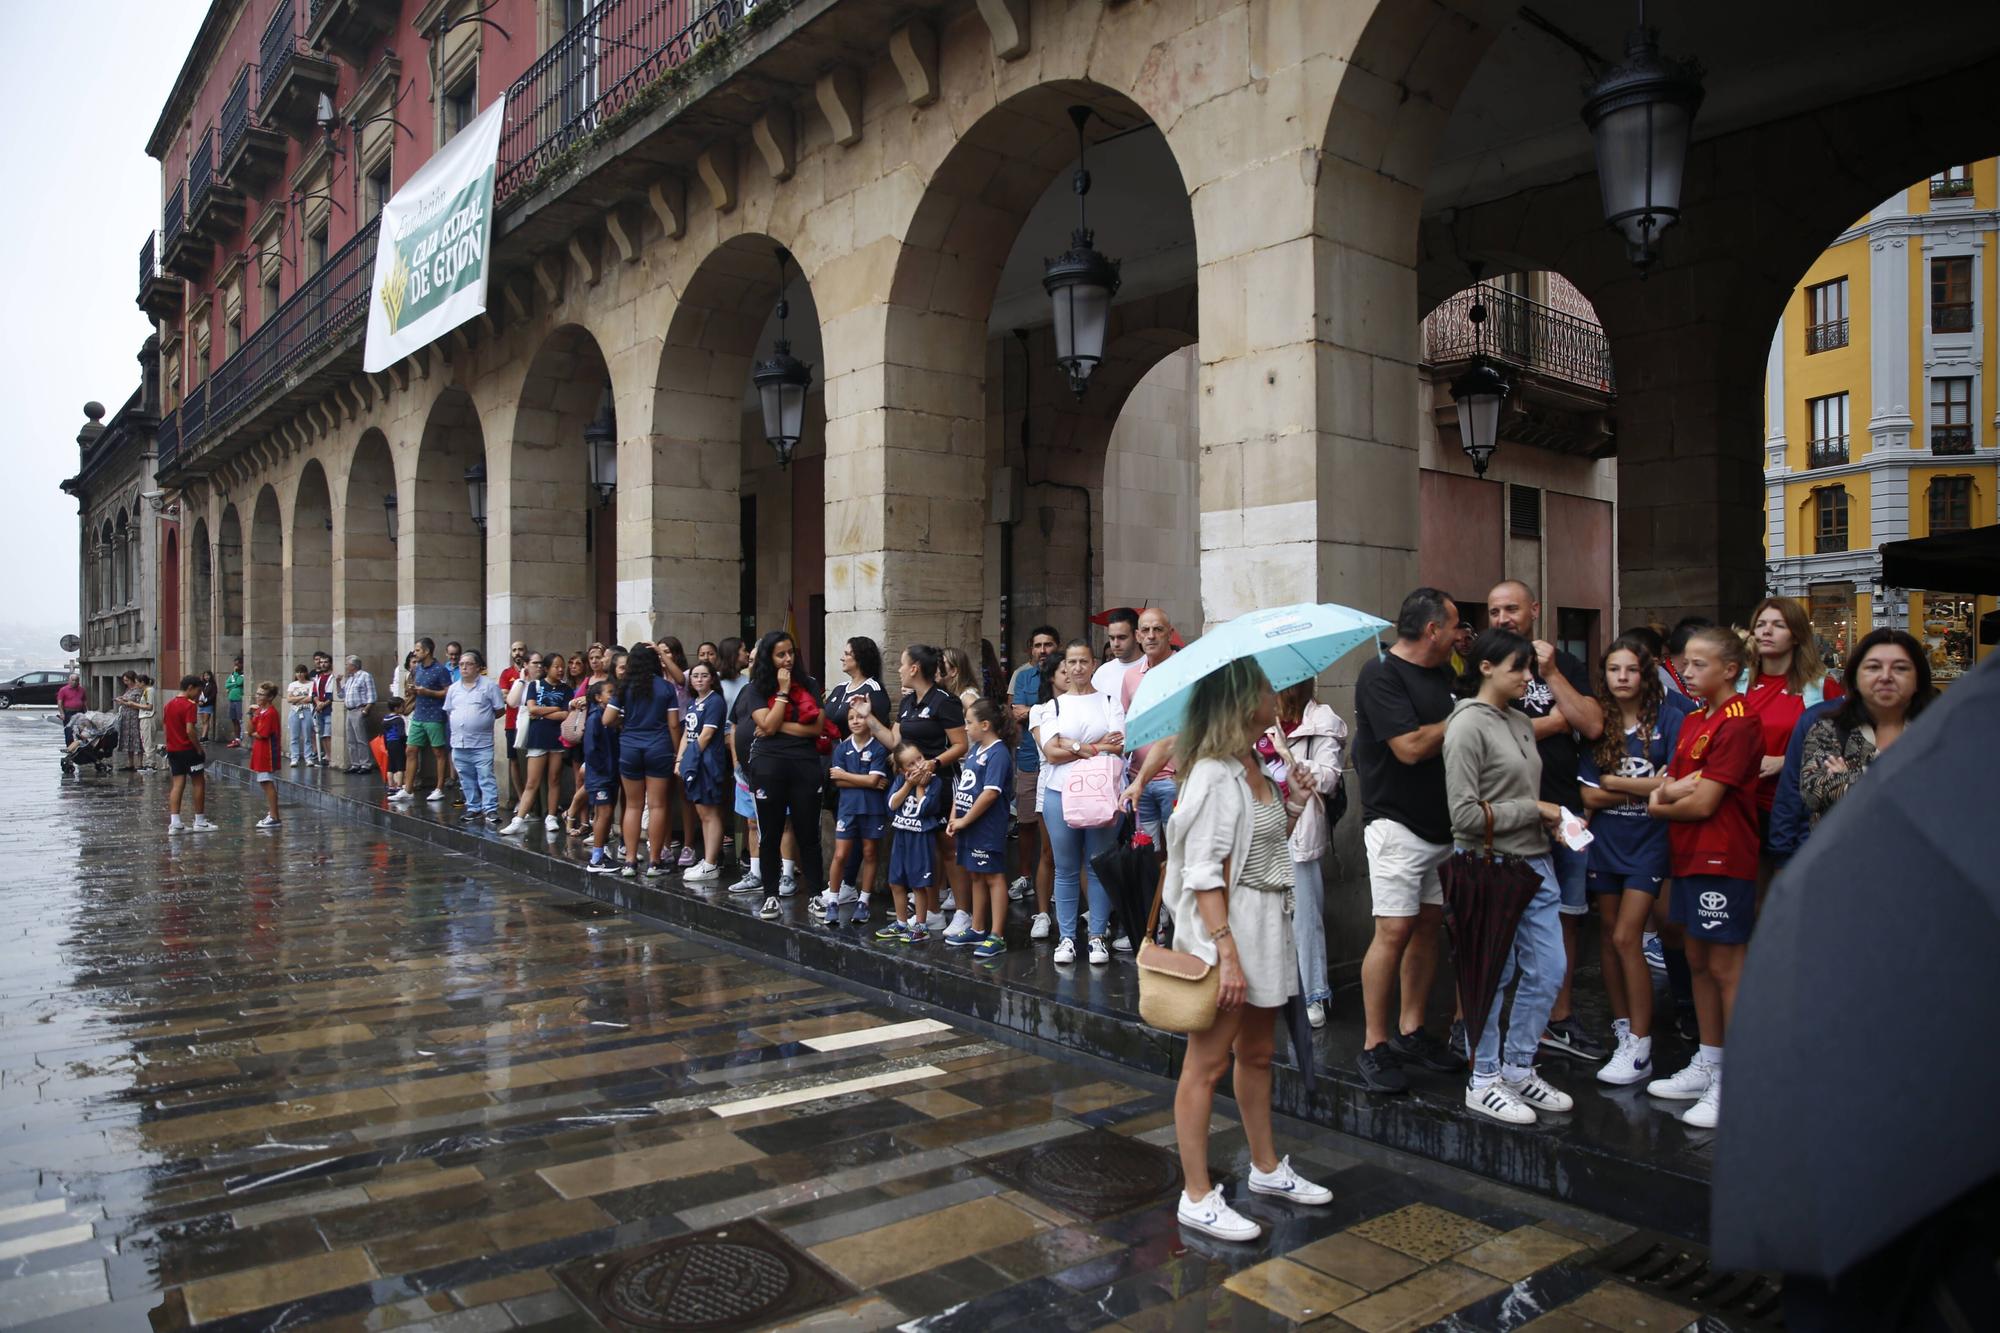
left=1351, top=588, right=1464, bottom=1093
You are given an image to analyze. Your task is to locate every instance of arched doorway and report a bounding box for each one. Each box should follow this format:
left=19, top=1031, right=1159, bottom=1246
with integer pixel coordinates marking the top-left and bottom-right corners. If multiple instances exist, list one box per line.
left=189, top=516, right=212, bottom=677
left=161, top=526, right=181, bottom=687
left=216, top=505, right=244, bottom=681
left=507, top=325, right=615, bottom=651
left=246, top=486, right=284, bottom=690
left=409, top=388, right=486, bottom=656
left=290, top=461, right=334, bottom=671
left=341, top=430, right=399, bottom=706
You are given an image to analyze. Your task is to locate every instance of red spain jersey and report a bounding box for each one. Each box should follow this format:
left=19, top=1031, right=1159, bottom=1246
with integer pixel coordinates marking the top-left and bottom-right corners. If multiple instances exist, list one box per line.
left=1665, top=696, right=1762, bottom=880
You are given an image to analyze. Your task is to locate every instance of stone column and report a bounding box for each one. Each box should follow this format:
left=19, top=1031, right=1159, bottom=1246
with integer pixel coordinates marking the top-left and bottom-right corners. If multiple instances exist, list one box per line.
left=624, top=371, right=742, bottom=650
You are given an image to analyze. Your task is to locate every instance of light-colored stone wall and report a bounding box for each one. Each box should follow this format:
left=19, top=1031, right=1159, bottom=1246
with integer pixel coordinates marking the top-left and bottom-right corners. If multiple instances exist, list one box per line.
left=1103, top=347, right=1200, bottom=634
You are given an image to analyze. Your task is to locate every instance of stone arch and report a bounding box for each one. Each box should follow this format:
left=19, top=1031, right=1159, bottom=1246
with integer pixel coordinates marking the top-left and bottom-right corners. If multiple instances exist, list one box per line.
left=246, top=485, right=285, bottom=691
left=290, top=459, right=334, bottom=674
left=340, top=429, right=399, bottom=705
left=410, top=386, right=486, bottom=655
left=648, top=233, right=826, bottom=662
left=102, top=515, right=120, bottom=609
left=161, top=526, right=181, bottom=686
left=505, top=324, right=614, bottom=650
left=216, top=504, right=244, bottom=676
left=188, top=516, right=212, bottom=677
left=1098, top=330, right=1202, bottom=635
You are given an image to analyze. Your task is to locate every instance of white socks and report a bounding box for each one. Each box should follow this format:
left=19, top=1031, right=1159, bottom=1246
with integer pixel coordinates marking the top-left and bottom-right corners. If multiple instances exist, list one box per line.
left=1629, top=1035, right=1652, bottom=1062
left=1698, top=1044, right=1724, bottom=1069
left=1612, top=1017, right=1631, bottom=1040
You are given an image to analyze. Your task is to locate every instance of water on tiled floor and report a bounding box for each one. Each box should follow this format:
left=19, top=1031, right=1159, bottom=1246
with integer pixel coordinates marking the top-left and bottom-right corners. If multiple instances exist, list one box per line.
left=0, top=711, right=1709, bottom=1331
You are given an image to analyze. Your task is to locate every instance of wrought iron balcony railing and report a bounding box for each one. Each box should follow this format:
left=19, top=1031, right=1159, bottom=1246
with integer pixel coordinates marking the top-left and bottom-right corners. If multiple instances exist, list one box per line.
left=1933, top=301, right=1973, bottom=333
left=1930, top=174, right=1974, bottom=199
left=1806, top=318, right=1848, bottom=354
left=157, top=408, right=180, bottom=476
left=260, top=0, right=302, bottom=106
left=163, top=181, right=185, bottom=249
left=139, top=232, right=155, bottom=300
left=189, top=127, right=217, bottom=217
left=221, top=66, right=254, bottom=168
left=1808, top=436, right=1849, bottom=468
left=497, top=0, right=762, bottom=201
left=1932, top=424, right=1975, bottom=455
left=1422, top=283, right=1615, bottom=394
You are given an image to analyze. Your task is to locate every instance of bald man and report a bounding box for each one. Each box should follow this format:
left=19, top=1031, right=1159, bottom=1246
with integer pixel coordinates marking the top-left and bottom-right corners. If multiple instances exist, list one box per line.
left=1118, top=608, right=1181, bottom=842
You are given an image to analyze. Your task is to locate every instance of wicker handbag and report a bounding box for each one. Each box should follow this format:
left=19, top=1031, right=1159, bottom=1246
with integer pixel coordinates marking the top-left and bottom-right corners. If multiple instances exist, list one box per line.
left=1136, top=856, right=1229, bottom=1035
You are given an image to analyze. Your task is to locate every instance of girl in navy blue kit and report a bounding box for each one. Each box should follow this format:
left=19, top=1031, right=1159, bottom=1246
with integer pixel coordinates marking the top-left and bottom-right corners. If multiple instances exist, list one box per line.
left=827, top=709, right=890, bottom=926
left=606, top=644, right=681, bottom=878
left=582, top=679, right=621, bottom=874
left=947, top=698, right=1014, bottom=958
left=677, top=662, right=730, bottom=884
left=878, top=741, right=945, bottom=943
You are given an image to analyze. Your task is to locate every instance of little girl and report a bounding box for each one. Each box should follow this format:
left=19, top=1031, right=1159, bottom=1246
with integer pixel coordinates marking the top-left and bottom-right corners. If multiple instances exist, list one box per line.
left=877, top=741, right=944, bottom=943
left=677, top=662, right=729, bottom=883
left=946, top=698, right=1014, bottom=959
left=381, top=697, right=408, bottom=798
left=247, top=682, right=282, bottom=829
left=825, top=709, right=890, bottom=926
left=583, top=679, right=621, bottom=874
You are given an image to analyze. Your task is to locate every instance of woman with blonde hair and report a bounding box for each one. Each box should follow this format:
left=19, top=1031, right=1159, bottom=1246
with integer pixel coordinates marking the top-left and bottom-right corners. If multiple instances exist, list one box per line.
left=1164, top=658, right=1332, bottom=1243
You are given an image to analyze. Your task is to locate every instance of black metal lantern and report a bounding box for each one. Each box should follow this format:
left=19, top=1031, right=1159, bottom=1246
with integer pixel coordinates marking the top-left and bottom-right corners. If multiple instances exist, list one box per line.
left=1042, top=105, right=1122, bottom=399
left=1449, top=277, right=1510, bottom=478
left=463, top=461, right=486, bottom=532
left=384, top=491, right=398, bottom=544
left=1580, top=11, right=1704, bottom=274
left=751, top=246, right=812, bottom=469
left=585, top=396, right=617, bottom=506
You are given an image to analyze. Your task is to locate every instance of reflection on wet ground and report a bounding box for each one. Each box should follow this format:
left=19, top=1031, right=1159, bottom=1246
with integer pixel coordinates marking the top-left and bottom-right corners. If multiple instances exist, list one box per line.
left=0, top=712, right=1709, bottom=1330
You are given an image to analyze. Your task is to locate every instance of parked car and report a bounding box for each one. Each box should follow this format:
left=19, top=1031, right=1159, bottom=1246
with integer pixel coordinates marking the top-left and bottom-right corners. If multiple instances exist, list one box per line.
left=0, top=671, right=69, bottom=708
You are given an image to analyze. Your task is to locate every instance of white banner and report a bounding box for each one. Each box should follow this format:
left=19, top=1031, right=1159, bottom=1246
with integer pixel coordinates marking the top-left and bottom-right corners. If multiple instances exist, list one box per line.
left=363, top=98, right=506, bottom=373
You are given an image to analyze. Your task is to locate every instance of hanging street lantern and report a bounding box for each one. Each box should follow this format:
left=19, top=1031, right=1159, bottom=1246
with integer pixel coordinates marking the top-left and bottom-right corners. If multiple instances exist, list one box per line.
left=1580, top=9, right=1704, bottom=274
left=383, top=491, right=398, bottom=544
left=585, top=396, right=618, bottom=506
left=463, top=461, right=487, bottom=532
left=1042, top=105, right=1122, bottom=399
left=751, top=246, right=812, bottom=469
left=1449, top=274, right=1510, bottom=478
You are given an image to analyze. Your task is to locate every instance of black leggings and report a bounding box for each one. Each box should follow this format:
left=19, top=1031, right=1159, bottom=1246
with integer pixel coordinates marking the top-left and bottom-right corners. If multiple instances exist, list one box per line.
left=751, top=752, right=823, bottom=895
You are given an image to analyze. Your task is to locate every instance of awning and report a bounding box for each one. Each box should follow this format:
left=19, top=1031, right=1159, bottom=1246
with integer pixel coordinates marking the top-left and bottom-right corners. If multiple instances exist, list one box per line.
left=1878, top=524, right=2000, bottom=595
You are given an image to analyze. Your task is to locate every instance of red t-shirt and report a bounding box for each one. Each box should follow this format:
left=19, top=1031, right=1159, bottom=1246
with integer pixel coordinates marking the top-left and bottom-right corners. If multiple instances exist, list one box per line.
left=499, top=666, right=521, bottom=730
left=249, top=706, right=280, bottom=773
left=164, top=695, right=198, bottom=752
left=1665, top=696, right=1763, bottom=880
left=1741, top=671, right=1845, bottom=811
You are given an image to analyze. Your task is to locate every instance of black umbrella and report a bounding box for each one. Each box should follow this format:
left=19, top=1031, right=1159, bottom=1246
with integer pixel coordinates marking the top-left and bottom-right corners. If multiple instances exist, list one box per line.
left=1091, top=832, right=1162, bottom=948
left=1437, top=819, right=1543, bottom=1070
left=1713, top=654, right=2000, bottom=1280
left=1279, top=973, right=1318, bottom=1092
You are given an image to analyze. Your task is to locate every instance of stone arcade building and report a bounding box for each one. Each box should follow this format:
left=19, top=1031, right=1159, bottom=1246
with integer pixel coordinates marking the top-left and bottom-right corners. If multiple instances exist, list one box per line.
left=124, top=0, right=2000, bottom=942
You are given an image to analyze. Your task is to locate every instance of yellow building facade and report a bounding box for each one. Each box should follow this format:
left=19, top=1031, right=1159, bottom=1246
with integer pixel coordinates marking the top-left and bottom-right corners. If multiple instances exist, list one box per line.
left=1765, top=160, right=1998, bottom=681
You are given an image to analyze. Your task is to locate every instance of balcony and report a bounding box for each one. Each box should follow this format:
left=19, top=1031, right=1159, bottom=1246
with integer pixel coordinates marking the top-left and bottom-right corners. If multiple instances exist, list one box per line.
left=307, top=0, right=399, bottom=66
left=1932, top=424, right=1975, bottom=456
left=1809, top=436, right=1850, bottom=468
left=1930, top=173, right=1974, bottom=199
left=1932, top=301, right=1973, bottom=334
left=1806, top=318, right=1848, bottom=354
left=138, top=232, right=184, bottom=321
left=186, top=127, right=247, bottom=239
left=219, top=65, right=287, bottom=189
left=157, top=217, right=379, bottom=482
left=157, top=408, right=180, bottom=477
left=159, top=181, right=211, bottom=278
left=257, top=0, right=340, bottom=141
left=1422, top=283, right=1617, bottom=459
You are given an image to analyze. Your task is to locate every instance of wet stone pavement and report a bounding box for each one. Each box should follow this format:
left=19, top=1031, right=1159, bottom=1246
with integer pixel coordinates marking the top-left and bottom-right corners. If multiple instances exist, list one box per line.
left=0, top=711, right=1721, bottom=1332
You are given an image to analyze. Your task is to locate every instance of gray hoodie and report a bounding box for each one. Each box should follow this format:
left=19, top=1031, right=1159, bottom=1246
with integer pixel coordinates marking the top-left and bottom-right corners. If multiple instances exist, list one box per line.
left=1442, top=697, right=1549, bottom=857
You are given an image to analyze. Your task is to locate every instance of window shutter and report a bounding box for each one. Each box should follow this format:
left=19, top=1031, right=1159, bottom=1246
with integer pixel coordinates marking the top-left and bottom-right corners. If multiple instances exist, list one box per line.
left=1509, top=484, right=1542, bottom=539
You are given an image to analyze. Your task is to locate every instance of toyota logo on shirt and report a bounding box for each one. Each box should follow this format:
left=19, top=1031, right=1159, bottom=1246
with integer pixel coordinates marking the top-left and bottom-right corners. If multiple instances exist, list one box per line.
left=1699, top=890, right=1729, bottom=914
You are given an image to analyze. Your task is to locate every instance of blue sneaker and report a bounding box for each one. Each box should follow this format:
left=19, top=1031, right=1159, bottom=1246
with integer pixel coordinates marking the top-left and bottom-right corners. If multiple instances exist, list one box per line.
left=972, top=935, right=1008, bottom=961
left=1642, top=932, right=1666, bottom=973
left=853, top=898, right=871, bottom=923
left=906, top=924, right=930, bottom=945
left=873, top=920, right=910, bottom=942
left=945, top=927, right=989, bottom=949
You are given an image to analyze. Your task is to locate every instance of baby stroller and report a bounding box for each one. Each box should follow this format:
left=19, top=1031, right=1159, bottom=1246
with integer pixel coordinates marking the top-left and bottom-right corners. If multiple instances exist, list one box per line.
left=61, top=711, right=120, bottom=774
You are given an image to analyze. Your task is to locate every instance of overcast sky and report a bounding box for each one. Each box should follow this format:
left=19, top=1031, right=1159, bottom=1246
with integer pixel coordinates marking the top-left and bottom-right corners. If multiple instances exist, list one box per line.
left=0, top=3, right=207, bottom=629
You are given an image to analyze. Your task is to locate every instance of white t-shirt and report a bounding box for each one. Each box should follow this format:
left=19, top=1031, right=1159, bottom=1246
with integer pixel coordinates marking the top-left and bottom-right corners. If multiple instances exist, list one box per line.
left=1091, top=655, right=1139, bottom=699
left=1032, top=690, right=1127, bottom=795
left=285, top=680, right=313, bottom=707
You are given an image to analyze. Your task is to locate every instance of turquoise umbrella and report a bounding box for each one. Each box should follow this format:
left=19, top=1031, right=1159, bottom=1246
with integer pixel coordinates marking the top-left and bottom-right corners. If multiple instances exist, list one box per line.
left=1122, top=602, right=1391, bottom=751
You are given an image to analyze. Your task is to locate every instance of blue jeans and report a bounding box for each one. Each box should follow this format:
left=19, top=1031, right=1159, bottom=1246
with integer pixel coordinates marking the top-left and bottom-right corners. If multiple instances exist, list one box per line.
left=316, top=708, right=333, bottom=744
left=1551, top=839, right=1589, bottom=916
left=289, top=708, right=319, bottom=762
left=1293, top=856, right=1331, bottom=1005
left=454, top=746, right=498, bottom=814
left=1134, top=775, right=1178, bottom=843
left=1045, top=785, right=1115, bottom=943
left=1474, top=853, right=1563, bottom=1077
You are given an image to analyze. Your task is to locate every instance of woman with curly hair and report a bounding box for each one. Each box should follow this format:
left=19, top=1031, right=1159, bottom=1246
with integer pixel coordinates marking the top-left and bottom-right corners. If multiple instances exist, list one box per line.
left=1798, top=629, right=1934, bottom=825
left=1579, top=635, right=1689, bottom=1086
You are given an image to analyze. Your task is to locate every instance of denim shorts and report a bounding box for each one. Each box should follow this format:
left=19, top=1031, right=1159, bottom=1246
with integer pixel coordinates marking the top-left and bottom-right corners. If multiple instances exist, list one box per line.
left=1550, top=840, right=1590, bottom=917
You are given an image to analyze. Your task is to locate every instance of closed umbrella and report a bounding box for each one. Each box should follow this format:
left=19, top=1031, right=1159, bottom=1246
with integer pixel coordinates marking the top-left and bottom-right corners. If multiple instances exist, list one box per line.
left=1437, top=807, right=1545, bottom=1069
left=1712, top=654, right=2000, bottom=1280
left=1091, top=836, right=1163, bottom=950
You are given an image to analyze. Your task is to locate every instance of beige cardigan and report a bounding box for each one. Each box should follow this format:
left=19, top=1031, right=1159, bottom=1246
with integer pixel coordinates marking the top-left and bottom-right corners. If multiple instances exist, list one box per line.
left=1161, top=756, right=1306, bottom=967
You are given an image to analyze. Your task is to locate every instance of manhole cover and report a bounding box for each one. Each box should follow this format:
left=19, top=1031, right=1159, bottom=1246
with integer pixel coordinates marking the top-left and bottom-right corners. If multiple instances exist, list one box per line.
left=978, top=1128, right=1182, bottom=1220
left=555, top=1219, right=853, bottom=1332
left=1590, top=1229, right=1785, bottom=1330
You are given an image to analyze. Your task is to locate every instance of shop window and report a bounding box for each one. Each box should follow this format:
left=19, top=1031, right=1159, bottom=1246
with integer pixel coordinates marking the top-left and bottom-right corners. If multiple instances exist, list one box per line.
left=1808, top=583, right=1856, bottom=668
left=1918, top=593, right=1977, bottom=680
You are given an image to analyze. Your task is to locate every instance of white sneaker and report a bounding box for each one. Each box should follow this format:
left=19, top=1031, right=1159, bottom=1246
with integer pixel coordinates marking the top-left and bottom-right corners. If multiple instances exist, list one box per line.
left=1306, top=1002, right=1326, bottom=1030
left=938, top=890, right=957, bottom=913
left=1247, top=1156, right=1333, bottom=1206
left=1008, top=876, right=1031, bottom=901
left=190, top=818, right=219, bottom=832
left=1647, top=1059, right=1714, bottom=1102
left=1053, top=938, right=1077, bottom=964
left=836, top=883, right=859, bottom=905
left=684, top=861, right=720, bottom=884
left=500, top=816, right=530, bottom=836
left=946, top=910, right=972, bottom=937
left=758, top=896, right=781, bottom=920
left=1176, top=1185, right=1261, bottom=1242
left=389, top=789, right=414, bottom=803
left=1030, top=913, right=1052, bottom=940
left=256, top=816, right=281, bottom=829
left=1505, top=1072, right=1574, bottom=1113
left=426, top=788, right=445, bottom=803
left=925, top=911, right=945, bottom=932
left=778, top=870, right=798, bottom=898
left=544, top=815, right=561, bottom=831
left=1681, top=1078, right=1721, bottom=1129
left=1088, top=937, right=1110, bottom=965
left=168, top=822, right=186, bottom=835
left=289, top=757, right=301, bottom=768
left=1111, top=934, right=1134, bottom=953
left=1466, top=1079, right=1536, bottom=1125
left=1597, top=1035, right=1653, bottom=1086
left=729, top=871, right=763, bottom=895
